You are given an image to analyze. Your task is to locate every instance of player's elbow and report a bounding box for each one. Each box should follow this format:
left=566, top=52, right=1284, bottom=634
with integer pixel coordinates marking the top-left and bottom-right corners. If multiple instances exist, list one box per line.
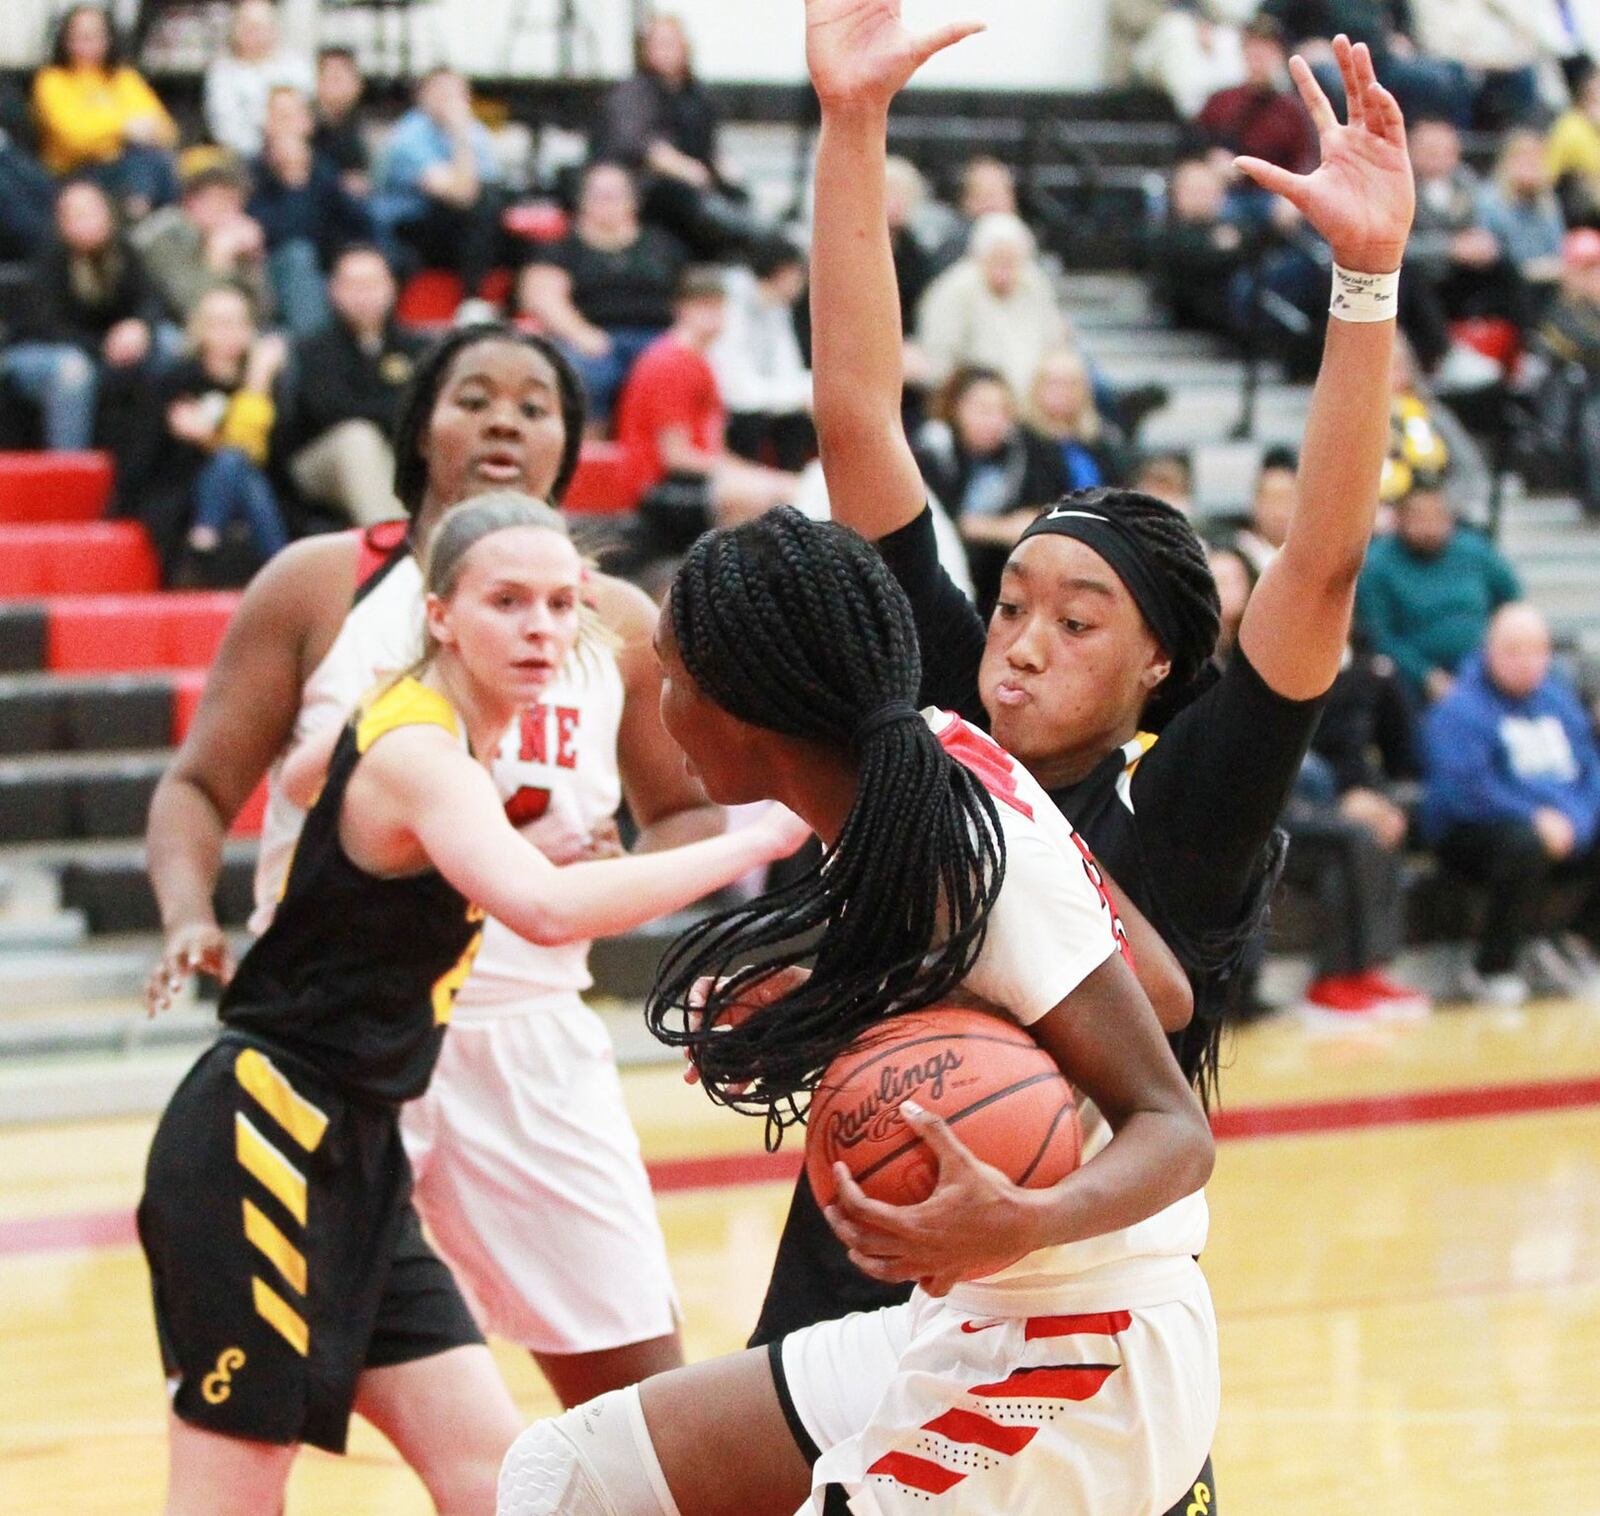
left=510, top=900, right=578, bottom=949
left=1150, top=966, right=1195, bottom=1034
left=1170, top=1102, right=1216, bottom=1195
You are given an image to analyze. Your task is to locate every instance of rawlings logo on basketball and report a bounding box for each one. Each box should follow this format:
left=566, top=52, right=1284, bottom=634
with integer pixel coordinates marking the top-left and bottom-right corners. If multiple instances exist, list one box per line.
left=824, top=1050, right=963, bottom=1152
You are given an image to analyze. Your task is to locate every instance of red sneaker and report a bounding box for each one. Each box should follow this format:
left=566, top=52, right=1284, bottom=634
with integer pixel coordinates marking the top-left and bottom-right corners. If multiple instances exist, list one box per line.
left=1300, top=974, right=1386, bottom=1022
left=1354, top=969, right=1431, bottom=1018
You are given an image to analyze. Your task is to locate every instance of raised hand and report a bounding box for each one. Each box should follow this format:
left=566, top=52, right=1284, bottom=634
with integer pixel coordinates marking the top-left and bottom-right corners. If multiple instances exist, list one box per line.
left=805, top=0, right=982, bottom=112
left=1235, top=35, right=1413, bottom=274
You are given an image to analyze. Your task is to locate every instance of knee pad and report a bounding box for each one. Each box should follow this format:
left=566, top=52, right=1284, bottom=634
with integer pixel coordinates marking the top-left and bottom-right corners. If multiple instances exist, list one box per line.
left=499, top=1386, right=681, bottom=1516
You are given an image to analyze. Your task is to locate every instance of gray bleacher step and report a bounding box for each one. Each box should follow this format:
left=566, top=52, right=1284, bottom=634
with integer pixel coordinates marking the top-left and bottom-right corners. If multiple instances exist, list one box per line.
left=0, top=941, right=173, bottom=1009
left=0, top=748, right=172, bottom=777
left=0, top=910, right=87, bottom=950
left=0, top=1001, right=217, bottom=1059
left=0, top=835, right=256, bottom=870
left=0, top=1001, right=675, bottom=1126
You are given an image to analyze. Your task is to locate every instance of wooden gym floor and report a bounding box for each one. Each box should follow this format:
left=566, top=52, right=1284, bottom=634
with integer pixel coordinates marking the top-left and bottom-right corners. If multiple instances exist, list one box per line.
left=3, top=998, right=1599, bottom=1514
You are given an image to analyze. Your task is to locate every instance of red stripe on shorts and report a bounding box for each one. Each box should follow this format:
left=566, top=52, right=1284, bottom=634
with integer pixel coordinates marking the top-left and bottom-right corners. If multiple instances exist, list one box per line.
left=1023, top=1309, right=1133, bottom=1340
left=867, top=1451, right=969, bottom=1495
left=922, top=1408, right=1040, bottom=1455
left=970, top=1364, right=1118, bottom=1401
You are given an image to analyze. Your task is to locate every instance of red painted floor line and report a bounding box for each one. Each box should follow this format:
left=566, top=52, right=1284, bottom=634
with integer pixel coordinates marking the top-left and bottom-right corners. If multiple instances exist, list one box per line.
left=4, top=1074, right=1599, bottom=1259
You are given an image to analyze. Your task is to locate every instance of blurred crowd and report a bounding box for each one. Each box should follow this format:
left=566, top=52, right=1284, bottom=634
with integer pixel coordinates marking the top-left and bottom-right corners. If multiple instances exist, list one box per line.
left=2, top=1, right=1600, bottom=1016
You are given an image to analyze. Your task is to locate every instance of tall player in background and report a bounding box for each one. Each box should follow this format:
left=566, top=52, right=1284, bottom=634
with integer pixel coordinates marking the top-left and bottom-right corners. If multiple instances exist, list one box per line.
left=146, top=324, right=711, bottom=1407
left=754, top=6, right=1412, bottom=1510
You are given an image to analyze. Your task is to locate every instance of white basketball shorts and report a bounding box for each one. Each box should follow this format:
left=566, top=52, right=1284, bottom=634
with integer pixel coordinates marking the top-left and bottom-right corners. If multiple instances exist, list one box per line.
left=402, top=998, right=680, bottom=1355
left=774, top=1258, right=1218, bottom=1515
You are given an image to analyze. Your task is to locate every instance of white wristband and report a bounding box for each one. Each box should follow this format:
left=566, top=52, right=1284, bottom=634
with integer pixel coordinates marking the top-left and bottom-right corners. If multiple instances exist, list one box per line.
left=1329, top=263, right=1400, bottom=323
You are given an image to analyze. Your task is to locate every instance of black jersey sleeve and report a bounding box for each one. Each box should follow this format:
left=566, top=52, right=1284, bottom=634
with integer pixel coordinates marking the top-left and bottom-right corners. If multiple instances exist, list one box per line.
left=1130, top=648, right=1326, bottom=933
left=873, top=505, right=988, bottom=725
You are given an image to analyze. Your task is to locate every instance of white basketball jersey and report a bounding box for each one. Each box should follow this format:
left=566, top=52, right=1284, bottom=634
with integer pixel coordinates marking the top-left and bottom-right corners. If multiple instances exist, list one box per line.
left=252, top=548, right=626, bottom=1014
left=926, top=710, right=1211, bottom=1313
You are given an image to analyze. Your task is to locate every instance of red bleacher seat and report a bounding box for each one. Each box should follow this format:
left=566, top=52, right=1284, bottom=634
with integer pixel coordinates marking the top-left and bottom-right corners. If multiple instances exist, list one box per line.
left=46, top=592, right=239, bottom=673
left=565, top=442, right=640, bottom=516
left=0, top=452, right=114, bottom=524
left=0, top=522, right=158, bottom=597
left=397, top=267, right=515, bottom=325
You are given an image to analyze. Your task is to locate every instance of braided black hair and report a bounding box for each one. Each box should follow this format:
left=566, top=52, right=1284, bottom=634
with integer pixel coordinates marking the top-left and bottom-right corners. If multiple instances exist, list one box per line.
left=391, top=324, right=586, bottom=517
left=646, top=508, right=1007, bottom=1145
left=1040, top=487, right=1268, bottom=1107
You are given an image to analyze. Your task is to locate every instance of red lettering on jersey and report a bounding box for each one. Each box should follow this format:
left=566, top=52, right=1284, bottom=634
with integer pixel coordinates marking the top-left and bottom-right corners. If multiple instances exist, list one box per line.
left=1071, top=831, right=1133, bottom=966
left=555, top=707, right=579, bottom=769
left=505, top=786, right=552, bottom=826
left=936, top=718, right=1033, bottom=820
left=518, top=704, right=549, bottom=765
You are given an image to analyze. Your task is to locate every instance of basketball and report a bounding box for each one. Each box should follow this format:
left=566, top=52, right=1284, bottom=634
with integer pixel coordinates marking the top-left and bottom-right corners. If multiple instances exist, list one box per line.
left=806, top=1006, right=1082, bottom=1209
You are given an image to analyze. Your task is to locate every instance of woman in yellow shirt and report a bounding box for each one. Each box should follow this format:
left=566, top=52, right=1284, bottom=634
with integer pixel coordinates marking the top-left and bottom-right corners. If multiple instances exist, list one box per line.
left=32, top=5, right=177, bottom=215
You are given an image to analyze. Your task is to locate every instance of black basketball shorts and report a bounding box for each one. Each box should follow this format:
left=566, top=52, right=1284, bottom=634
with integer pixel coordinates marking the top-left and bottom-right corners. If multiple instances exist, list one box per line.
left=137, top=1034, right=482, bottom=1452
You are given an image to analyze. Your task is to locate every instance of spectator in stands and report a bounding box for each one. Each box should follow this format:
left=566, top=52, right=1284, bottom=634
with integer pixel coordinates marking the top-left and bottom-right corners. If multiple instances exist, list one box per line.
left=711, top=236, right=815, bottom=471
left=132, top=155, right=272, bottom=328
left=1234, top=446, right=1300, bottom=574
left=1480, top=128, right=1566, bottom=323
left=919, top=155, right=1022, bottom=274
left=248, top=88, right=372, bottom=335
left=1406, top=117, right=1521, bottom=328
left=312, top=46, right=371, bottom=197
left=374, top=67, right=504, bottom=311
left=1410, top=0, right=1571, bottom=128
left=1197, top=17, right=1318, bottom=177
left=1119, top=0, right=1251, bottom=119
left=516, top=160, right=686, bottom=427
left=1154, top=157, right=1252, bottom=340
left=203, top=0, right=314, bottom=161
left=1025, top=346, right=1132, bottom=492
left=131, top=285, right=289, bottom=581
left=1381, top=333, right=1492, bottom=521
left=1529, top=226, right=1600, bottom=519
left=1356, top=482, right=1522, bottom=703
left=1422, top=601, right=1600, bottom=1004
left=1207, top=542, right=1257, bottom=658
left=916, top=212, right=1070, bottom=403
left=1131, top=450, right=1196, bottom=513
left=1286, top=628, right=1429, bottom=1021
left=32, top=5, right=177, bottom=218
left=0, top=91, right=55, bottom=260
left=275, top=244, right=424, bottom=528
left=1259, top=0, right=1472, bottom=125
left=1548, top=59, right=1600, bottom=226
left=594, top=13, right=756, bottom=257
left=615, top=268, right=798, bottom=562
left=913, top=365, right=1070, bottom=610
left=884, top=156, right=938, bottom=335
left=0, top=177, right=159, bottom=452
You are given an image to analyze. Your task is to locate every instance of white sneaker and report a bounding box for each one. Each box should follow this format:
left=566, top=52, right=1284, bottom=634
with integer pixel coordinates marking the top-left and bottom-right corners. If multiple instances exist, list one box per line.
left=1431, top=342, right=1502, bottom=394
left=1554, top=933, right=1600, bottom=1002
left=454, top=297, right=501, bottom=327
left=1522, top=938, right=1583, bottom=999
left=1457, top=966, right=1529, bottom=1008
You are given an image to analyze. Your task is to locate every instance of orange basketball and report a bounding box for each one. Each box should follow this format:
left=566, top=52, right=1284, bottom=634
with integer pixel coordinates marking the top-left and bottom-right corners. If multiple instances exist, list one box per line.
left=806, top=1005, right=1082, bottom=1209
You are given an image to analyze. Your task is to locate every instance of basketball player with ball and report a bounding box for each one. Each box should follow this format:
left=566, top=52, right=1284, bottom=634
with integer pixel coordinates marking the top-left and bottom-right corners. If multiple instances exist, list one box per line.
left=498, top=505, right=1215, bottom=1507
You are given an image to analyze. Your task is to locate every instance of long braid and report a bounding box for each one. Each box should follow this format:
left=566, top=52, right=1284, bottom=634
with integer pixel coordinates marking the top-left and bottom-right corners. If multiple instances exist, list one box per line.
left=646, top=508, right=1006, bottom=1145
left=1055, top=486, right=1273, bottom=1106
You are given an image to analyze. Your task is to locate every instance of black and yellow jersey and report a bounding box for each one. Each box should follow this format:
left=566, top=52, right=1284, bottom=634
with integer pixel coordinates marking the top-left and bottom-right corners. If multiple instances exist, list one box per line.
left=221, top=678, right=486, bottom=1105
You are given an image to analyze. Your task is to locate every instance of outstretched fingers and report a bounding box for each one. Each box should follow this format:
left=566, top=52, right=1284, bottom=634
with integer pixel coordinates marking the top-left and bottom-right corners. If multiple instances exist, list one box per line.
left=912, top=18, right=985, bottom=67
left=1289, top=52, right=1339, bottom=136
left=1235, top=153, right=1306, bottom=209
left=1362, top=75, right=1407, bottom=151
left=1332, top=35, right=1365, bottom=130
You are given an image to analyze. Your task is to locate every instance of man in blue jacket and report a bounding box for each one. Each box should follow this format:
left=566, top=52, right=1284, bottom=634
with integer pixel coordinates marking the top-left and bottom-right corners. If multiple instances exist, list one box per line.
left=1422, top=603, right=1600, bottom=1005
